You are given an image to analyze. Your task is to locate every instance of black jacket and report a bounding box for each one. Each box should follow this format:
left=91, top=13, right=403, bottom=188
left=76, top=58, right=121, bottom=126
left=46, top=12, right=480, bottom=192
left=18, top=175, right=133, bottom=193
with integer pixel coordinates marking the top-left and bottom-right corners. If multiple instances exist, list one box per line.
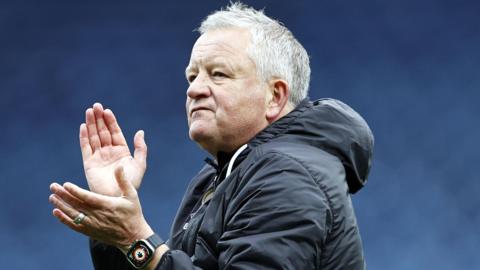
left=90, top=98, right=374, bottom=269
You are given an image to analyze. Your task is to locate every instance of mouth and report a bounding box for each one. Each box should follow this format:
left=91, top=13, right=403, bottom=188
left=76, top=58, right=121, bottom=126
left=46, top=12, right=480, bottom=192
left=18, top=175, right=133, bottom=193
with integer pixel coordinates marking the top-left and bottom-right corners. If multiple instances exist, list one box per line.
left=190, top=107, right=211, bottom=116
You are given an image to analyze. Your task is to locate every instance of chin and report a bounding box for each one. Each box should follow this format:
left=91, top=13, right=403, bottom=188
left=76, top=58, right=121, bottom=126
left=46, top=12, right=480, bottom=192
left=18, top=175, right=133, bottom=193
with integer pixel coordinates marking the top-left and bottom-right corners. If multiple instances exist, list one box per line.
left=188, top=119, right=219, bottom=152
left=189, top=125, right=212, bottom=143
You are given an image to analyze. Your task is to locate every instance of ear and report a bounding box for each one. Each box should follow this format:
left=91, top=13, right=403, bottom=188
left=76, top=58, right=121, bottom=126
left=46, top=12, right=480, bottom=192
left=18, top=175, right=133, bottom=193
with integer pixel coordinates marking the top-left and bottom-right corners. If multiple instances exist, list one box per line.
left=265, top=79, right=290, bottom=122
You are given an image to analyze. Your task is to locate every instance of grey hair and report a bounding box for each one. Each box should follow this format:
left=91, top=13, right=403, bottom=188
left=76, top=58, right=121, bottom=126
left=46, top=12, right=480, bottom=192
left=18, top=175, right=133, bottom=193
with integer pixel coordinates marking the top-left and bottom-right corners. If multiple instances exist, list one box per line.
left=198, top=2, right=310, bottom=107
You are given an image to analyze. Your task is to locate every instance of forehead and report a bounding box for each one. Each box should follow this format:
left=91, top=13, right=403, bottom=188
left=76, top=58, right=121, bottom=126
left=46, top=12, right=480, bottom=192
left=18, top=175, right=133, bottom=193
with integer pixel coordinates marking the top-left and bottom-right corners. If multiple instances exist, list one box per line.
left=187, top=28, right=252, bottom=69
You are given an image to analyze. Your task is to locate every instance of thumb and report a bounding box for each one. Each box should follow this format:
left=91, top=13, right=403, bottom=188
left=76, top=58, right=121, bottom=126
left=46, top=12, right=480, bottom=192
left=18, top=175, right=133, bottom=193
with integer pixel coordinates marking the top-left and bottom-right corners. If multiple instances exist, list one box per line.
left=114, top=165, right=136, bottom=198
left=133, top=130, right=147, bottom=169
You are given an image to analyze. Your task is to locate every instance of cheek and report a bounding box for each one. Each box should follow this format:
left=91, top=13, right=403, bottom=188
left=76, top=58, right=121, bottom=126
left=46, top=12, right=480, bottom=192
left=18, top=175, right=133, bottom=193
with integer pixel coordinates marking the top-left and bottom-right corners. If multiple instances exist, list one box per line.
left=241, top=85, right=268, bottom=113
left=185, top=98, right=191, bottom=113
left=219, top=90, right=266, bottom=124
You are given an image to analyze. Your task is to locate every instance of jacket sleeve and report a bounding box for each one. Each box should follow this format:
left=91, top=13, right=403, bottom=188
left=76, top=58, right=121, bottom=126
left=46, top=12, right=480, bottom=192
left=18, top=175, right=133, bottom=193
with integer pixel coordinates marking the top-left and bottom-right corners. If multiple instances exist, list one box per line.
left=90, top=239, right=203, bottom=270
left=90, top=239, right=133, bottom=270
left=217, top=152, right=331, bottom=269
left=90, top=152, right=331, bottom=269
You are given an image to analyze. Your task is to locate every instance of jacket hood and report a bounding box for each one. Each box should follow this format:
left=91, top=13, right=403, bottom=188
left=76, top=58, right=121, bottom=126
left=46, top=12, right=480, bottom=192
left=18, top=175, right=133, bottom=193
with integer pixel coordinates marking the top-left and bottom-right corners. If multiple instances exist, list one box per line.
left=249, top=98, right=374, bottom=194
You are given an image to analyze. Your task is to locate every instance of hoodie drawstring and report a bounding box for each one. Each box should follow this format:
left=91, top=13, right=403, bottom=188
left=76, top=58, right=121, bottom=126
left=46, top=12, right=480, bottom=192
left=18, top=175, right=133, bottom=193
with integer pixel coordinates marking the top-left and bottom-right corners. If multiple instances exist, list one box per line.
left=226, top=144, right=248, bottom=178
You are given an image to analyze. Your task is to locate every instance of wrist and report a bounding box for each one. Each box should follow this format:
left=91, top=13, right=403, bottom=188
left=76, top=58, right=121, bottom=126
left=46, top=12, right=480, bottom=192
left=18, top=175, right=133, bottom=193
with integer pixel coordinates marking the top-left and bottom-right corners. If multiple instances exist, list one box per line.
left=135, top=224, right=155, bottom=243
left=118, top=222, right=154, bottom=255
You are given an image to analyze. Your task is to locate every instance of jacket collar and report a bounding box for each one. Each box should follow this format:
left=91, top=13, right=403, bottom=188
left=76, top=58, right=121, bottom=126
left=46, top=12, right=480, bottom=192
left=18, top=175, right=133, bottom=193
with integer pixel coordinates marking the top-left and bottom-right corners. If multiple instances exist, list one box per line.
left=248, top=98, right=310, bottom=148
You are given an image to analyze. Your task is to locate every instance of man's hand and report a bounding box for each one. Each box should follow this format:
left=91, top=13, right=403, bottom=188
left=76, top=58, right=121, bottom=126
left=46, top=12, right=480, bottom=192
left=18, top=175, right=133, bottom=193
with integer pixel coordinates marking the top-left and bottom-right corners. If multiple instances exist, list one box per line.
left=49, top=166, right=160, bottom=254
left=49, top=107, right=166, bottom=269
left=81, top=103, right=147, bottom=196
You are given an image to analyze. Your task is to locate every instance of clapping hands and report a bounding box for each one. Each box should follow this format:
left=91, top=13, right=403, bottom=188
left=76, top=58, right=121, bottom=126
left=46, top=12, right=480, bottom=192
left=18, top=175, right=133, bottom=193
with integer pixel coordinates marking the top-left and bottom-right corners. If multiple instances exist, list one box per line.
left=49, top=103, right=153, bottom=252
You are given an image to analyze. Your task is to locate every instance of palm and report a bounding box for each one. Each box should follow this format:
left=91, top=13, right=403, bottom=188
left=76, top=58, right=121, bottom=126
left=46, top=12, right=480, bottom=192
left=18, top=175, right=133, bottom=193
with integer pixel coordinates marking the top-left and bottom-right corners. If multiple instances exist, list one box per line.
left=80, top=104, right=147, bottom=197
left=84, top=146, right=142, bottom=196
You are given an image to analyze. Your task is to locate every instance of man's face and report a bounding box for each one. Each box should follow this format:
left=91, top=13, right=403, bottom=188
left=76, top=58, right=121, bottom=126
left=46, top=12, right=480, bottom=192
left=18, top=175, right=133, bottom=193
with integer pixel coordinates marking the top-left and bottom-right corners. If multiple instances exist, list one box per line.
left=185, top=28, right=269, bottom=156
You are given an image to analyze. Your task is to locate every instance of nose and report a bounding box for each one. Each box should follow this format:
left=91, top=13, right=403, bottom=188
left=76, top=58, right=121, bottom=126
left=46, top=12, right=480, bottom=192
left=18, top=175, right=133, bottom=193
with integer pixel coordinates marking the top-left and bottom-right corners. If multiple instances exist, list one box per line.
left=186, top=74, right=211, bottom=99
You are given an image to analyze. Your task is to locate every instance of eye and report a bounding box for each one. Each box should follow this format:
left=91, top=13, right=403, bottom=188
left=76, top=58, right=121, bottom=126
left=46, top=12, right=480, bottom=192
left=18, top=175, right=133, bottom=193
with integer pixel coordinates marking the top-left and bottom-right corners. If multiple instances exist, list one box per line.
left=212, top=71, right=227, bottom=78
left=187, top=74, right=197, bottom=83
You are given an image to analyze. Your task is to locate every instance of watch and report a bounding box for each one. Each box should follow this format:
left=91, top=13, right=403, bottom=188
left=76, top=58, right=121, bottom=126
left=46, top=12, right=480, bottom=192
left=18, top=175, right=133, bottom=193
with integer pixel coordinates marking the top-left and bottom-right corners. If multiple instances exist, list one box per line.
left=126, top=233, right=164, bottom=269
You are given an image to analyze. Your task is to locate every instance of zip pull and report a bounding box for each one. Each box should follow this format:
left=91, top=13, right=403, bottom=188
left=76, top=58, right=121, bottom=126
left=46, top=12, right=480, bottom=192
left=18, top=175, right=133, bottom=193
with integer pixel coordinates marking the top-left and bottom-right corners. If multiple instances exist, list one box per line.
left=213, top=175, right=218, bottom=190
left=201, top=187, right=215, bottom=205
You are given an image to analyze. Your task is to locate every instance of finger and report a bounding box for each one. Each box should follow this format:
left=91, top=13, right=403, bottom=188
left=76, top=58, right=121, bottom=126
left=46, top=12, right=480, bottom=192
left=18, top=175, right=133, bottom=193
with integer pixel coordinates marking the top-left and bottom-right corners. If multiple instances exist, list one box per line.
left=103, top=109, right=127, bottom=146
left=114, top=166, right=136, bottom=198
left=49, top=194, right=84, bottom=220
left=93, top=103, right=112, bottom=147
left=50, top=182, right=86, bottom=210
left=79, top=123, right=92, bottom=159
left=52, top=208, right=86, bottom=233
left=133, top=130, right=147, bottom=169
left=63, top=182, right=107, bottom=207
left=86, top=108, right=101, bottom=150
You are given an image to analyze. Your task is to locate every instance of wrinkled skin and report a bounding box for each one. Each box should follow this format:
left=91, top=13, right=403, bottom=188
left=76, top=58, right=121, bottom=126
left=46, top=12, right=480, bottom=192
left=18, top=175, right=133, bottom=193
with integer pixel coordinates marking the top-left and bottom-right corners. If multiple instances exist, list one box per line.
left=185, top=28, right=271, bottom=156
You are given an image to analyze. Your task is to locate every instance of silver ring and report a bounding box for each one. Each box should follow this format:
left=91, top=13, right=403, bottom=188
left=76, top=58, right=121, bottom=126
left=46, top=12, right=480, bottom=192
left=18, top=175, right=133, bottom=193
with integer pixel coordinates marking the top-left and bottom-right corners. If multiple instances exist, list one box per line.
left=73, top=212, right=86, bottom=225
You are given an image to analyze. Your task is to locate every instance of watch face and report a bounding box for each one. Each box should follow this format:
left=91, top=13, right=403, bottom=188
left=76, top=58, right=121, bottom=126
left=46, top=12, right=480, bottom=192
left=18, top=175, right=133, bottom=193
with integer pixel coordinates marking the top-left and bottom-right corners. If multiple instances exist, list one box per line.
left=127, top=241, right=153, bottom=268
left=133, top=245, right=149, bottom=262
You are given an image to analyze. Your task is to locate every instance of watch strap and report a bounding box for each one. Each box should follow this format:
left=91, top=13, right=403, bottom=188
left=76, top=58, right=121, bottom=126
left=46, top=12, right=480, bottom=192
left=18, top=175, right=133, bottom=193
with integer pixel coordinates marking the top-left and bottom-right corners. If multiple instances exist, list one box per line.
left=146, top=233, right=164, bottom=249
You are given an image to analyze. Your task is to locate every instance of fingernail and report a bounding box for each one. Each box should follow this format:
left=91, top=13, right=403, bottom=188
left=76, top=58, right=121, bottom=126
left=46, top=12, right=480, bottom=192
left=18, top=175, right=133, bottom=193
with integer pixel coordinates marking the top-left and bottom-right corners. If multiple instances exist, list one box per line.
left=50, top=183, right=58, bottom=191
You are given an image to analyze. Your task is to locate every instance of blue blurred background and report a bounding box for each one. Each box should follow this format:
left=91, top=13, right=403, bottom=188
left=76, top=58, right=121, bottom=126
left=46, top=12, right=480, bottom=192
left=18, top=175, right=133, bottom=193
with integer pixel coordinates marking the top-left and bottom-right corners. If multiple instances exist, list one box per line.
left=1, top=0, right=479, bottom=269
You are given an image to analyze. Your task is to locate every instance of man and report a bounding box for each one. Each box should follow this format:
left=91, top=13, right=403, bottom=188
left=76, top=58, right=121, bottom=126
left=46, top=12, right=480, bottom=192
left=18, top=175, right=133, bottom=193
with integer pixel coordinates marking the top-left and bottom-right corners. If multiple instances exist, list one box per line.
left=49, top=3, right=373, bottom=269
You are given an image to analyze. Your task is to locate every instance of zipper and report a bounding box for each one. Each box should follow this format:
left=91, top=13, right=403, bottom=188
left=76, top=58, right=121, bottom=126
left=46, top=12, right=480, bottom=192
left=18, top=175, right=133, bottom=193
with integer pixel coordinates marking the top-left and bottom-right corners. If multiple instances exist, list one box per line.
left=183, top=175, right=218, bottom=231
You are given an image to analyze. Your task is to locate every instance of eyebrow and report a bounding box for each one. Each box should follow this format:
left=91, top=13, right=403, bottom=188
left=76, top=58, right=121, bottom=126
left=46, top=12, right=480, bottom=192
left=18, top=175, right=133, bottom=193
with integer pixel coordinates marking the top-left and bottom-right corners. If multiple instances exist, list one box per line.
left=185, top=58, right=234, bottom=76
left=185, top=65, right=195, bottom=76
